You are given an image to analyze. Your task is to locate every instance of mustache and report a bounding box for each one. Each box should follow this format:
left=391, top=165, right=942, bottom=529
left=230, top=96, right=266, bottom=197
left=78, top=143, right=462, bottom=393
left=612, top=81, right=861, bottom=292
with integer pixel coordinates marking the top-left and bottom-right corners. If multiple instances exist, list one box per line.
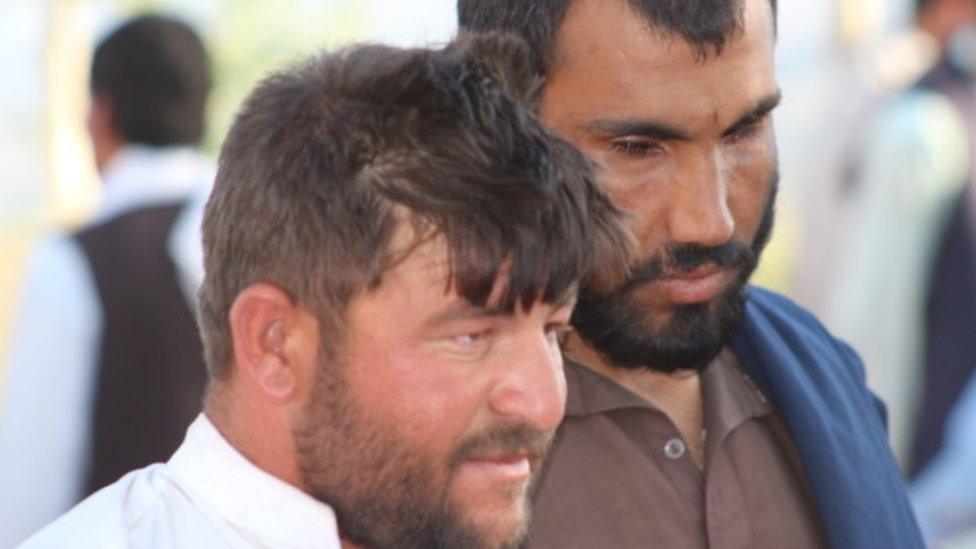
left=621, top=241, right=755, bottom=293
left=450, top=425, right=554, bottom=469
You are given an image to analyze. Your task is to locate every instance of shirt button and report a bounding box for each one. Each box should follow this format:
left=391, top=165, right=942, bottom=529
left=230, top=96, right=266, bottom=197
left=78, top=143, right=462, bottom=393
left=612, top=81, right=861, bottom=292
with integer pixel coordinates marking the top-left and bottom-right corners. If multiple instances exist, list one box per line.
left=664, top=438, right=686, bottom=460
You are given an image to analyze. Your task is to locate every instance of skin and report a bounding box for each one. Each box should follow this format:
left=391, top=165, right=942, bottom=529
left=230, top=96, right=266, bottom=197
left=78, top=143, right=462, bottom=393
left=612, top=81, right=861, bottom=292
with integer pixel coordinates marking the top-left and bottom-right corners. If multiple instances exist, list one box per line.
left=539, top=0, right=780, bottom=466
left=205, top=230, right=572, bottom=548
left=917, top=0, right=976, bottom=48
left=86, top=94, right=124, bottom=175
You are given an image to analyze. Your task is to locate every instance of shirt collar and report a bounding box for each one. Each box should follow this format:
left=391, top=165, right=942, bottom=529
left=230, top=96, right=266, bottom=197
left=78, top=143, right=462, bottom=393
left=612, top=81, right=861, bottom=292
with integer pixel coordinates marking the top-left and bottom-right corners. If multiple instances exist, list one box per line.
left=563, top=359, right=655, bottom=417
left=701, top=349, right=773, bottom=447
left=563, top=349, right=772, bottom=430
left=95, top=145, right=215, bottom=223
left=167, top=414, right=341, bottom=547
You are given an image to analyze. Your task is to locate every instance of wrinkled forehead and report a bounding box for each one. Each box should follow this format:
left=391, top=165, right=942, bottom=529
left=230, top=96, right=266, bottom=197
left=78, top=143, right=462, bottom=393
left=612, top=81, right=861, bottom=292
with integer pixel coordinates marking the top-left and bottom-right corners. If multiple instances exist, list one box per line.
left=543, top=0, right=777, bottom=132
left=551, top=0, right=774, bottom=63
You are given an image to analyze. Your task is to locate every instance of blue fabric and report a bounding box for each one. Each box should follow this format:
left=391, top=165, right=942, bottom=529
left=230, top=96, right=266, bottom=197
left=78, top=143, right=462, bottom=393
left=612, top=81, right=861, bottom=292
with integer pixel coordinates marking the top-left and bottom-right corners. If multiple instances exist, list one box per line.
left=731, top=287, right=924, bottom=549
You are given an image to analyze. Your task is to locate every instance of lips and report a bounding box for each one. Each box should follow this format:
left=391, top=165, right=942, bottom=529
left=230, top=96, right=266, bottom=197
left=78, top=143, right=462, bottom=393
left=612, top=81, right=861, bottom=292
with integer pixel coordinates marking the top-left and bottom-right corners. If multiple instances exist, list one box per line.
left=652, top=263, right=737, bottom=304
left=463, top=453, right=533, bottom=482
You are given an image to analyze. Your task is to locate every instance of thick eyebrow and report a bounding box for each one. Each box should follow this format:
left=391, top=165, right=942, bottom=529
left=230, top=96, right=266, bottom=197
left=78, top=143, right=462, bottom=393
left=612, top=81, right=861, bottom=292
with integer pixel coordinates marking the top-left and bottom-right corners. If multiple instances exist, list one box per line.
left=722, top=90, right=782, bottom=137
left=583, top=118, right=691, bottom=142
left=582, top=90, right=783, bottom=142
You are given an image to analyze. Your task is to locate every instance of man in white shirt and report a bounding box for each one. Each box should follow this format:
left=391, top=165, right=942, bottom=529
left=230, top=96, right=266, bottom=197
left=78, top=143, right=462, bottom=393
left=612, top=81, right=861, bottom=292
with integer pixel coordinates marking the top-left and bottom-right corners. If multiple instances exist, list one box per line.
left=21, top=33, right=633, bottom=548
left=0, top=15, right=213, bottom=546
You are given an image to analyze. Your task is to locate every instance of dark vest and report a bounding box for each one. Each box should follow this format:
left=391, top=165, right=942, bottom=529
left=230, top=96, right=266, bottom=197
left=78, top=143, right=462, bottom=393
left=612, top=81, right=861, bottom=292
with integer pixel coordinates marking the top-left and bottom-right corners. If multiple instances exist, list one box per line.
left=909, top=58, right=976, bottom=476
left=73, top=201, right=208, bottom=495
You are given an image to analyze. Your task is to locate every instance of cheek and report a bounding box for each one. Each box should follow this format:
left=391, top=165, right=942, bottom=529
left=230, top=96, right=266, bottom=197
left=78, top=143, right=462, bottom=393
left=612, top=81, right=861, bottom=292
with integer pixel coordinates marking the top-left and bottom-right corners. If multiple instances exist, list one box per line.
left=346, top=347, right=487, bottom=453
left=589, top=163, right=670, bottom=246
left=725, top=139, right=776, bottom=237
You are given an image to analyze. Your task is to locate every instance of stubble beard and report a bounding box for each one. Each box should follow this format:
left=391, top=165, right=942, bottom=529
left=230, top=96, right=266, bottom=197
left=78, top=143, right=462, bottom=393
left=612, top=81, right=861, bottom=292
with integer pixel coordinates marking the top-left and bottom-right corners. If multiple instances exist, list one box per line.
left=291, top=346, right=551, bottom=549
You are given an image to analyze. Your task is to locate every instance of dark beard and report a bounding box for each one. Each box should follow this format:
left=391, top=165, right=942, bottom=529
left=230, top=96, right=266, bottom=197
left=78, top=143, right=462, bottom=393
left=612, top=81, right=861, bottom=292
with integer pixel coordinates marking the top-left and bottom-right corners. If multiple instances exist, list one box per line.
left=572, top=176, right=777, bottom=373
left=292, top=348, right=551, bottom=549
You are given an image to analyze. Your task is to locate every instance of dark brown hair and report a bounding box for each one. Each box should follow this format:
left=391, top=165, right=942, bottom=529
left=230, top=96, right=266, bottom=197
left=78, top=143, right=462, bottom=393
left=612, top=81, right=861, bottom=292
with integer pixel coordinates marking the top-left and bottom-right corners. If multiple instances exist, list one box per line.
left=457, top=0, right=778, bottom=75
left=91, top=14, right=210, bottom=146
left=198, top=33, right=634, bottom=379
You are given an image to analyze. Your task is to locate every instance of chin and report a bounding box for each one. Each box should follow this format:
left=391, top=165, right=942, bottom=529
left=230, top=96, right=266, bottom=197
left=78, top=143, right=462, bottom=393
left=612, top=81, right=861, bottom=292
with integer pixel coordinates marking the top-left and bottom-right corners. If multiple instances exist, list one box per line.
left=645, top=296, right=722, bottom=331
left=452, top=484, right=531, bottom=549
left=573, top=278, right=746, bottom=372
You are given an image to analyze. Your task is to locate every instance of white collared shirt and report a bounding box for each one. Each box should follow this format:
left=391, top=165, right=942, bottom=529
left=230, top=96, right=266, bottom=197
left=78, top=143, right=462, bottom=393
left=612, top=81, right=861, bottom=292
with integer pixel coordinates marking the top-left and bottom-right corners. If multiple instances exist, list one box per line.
left=19, top=415, right=342, bottom=549
left=0, top=145, right=214, bottom=546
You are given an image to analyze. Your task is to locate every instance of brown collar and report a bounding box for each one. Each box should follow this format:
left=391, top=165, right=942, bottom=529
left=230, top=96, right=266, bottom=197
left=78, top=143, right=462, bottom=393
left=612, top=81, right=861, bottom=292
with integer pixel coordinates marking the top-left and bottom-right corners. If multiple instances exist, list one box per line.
left=563, top=350, right=773, bottom=444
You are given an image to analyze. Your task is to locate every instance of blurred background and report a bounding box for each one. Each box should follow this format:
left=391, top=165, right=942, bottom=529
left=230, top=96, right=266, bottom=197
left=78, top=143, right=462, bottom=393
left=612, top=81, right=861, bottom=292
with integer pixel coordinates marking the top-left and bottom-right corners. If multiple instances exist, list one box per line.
left=0, top=0, right=457, bottom=364
left=2, top=0, right=976, bottom=546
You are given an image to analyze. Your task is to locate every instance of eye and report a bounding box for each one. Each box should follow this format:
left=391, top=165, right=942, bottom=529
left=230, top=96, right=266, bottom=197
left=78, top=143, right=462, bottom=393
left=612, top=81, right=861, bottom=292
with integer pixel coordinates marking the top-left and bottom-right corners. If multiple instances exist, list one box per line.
left=452, top=330, right=490, bottom=347
left=437, top=328, right=494, bottom=361
left=610, top=139, right=662, bottom=157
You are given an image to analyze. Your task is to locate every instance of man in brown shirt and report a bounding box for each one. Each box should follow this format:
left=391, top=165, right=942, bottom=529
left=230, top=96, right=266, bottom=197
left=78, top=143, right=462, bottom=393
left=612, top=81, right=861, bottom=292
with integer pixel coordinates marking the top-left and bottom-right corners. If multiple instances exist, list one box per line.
left=531, top=352, right=827, bottom=548
left=459, top=0, right=924, bottom=547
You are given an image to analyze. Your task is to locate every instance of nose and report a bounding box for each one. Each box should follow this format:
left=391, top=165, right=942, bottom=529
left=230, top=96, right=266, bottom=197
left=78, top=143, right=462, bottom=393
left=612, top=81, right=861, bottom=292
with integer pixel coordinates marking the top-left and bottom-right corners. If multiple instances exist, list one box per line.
left=487, top=333, right=567, bottom=432
left=666, top=150, right=734, bottom=247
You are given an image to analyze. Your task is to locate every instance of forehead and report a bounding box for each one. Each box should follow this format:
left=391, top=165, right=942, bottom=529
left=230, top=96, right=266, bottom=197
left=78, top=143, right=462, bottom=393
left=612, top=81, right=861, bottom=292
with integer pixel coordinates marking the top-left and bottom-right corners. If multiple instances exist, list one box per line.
left=367, top=225, right=504, bottom=311
left=543, top=0, right=777, bottom=131
left=382, top=224, right=454, bottom=296
left=363, top=225, right=565, bottom=323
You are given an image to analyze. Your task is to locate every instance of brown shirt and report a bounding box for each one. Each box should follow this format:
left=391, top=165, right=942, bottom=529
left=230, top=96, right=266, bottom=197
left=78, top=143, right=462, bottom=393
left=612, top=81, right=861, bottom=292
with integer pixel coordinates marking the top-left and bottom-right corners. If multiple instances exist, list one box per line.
left=527, top=351, right=828, bottom=549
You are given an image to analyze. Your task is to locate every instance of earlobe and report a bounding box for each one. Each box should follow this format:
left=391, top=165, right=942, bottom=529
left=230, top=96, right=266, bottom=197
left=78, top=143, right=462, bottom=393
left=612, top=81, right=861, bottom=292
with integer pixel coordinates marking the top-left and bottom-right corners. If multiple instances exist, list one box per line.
left=229, top=284, right=304, bottom=403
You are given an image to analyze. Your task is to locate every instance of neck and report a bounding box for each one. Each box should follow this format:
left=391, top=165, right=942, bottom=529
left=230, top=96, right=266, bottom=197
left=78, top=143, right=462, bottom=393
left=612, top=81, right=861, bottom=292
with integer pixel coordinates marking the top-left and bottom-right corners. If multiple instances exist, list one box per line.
left=95, top=142, right=124, bottom=176
left=563, top=332, right=700, bottom=405
left=203, top=381, right=305, bottom=490
left=564, top=332, right=705, bottom=467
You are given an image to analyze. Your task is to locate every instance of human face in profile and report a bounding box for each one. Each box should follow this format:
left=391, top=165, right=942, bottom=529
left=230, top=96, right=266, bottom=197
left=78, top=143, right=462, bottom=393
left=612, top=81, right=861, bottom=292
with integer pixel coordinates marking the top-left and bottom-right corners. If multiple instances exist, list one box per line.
left=294, top=234, right=572, bottom=548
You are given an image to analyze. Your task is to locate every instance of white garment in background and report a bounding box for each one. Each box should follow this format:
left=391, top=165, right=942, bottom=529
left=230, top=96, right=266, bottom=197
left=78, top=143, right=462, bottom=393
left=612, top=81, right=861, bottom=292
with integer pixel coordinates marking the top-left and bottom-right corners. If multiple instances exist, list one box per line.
left=912, top=372, right=976, bottom=545
left=0, top=146, right=214, bottom=547
left=20, top=414, right=342, bottom=549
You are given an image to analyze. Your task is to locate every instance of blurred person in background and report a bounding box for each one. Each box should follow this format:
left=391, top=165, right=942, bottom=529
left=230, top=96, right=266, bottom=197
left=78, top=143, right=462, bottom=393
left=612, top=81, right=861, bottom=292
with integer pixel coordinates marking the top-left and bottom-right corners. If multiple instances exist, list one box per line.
left=0, top=14, right=212, bottom=546
left=824, top=0, right=976, bottom=471
left=908, top=0, right=976, bottom=474
left=20, top=33, right=633, bottom=549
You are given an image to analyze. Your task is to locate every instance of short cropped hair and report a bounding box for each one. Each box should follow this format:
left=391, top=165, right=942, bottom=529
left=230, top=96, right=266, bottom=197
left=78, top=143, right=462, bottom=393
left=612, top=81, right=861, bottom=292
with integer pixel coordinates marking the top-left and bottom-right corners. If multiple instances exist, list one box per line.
left=90, top=14, right=210, bottom=146
left=198, top=33, right=634, bottom=379
left=457, top=0, right=779, bottom=74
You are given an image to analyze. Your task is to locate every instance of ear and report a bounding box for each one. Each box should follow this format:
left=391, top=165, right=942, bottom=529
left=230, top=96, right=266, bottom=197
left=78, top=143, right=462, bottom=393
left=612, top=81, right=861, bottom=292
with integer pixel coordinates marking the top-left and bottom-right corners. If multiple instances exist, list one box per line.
left=228, top=283, right=319, bottom=404
left=87, top=93, right=123, bottom=173
left=87, top=94, right=111, bottom=134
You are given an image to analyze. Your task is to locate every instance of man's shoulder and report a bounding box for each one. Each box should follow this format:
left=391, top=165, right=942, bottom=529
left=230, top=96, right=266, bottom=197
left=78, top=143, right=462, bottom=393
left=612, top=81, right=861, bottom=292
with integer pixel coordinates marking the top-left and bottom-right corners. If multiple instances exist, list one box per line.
left=742, top=286, right=829, bottom=331
left=741, top=286, right=858, bottom=361
left=737, top=286, right=869, bottom=394
left=12, top=232, right=99, bottom=325
left=18, top=464, right=189, bottom=549
left=72, top=199, right=190, bottom=245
